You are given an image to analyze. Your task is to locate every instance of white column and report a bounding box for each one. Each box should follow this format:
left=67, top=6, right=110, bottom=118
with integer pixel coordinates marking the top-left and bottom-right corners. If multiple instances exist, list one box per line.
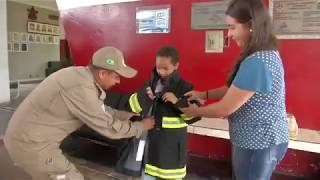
left=0, top=0, right=10, bottom=103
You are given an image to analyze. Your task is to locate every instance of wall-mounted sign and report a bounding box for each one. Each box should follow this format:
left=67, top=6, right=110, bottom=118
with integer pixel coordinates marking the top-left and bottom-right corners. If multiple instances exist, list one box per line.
left=7, top=31, right=59, bottom=53
left=27, top=21, right=60, bottom=36
left=191, top=0, right=230, bottom=30
left=270, top=0, right=320, bottom=39
left=8, top=32, right=59, bottom=45
left=136, top=5, right=171, bottom=34
left=205, top=31, right=224, bottom=53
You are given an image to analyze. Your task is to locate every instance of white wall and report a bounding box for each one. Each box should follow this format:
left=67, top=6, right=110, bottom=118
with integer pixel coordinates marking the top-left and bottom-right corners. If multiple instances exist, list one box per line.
left=0, top=0, right=11, bottom=103
left=9, top=0, right=58, bottom=11
left=7, top=2, right=60, bottom=80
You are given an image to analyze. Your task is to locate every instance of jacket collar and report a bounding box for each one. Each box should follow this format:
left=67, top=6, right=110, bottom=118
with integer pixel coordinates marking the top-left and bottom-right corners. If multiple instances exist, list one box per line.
left=150, top=67, right=180, bottom=93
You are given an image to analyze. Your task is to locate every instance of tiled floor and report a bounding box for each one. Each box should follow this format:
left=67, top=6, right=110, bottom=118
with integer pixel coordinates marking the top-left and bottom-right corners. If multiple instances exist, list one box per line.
left=0, top=138, right=126, bottom=180
left=0, top=137, right=211, bottom=180
left=0, top=140, right=31, bottom=180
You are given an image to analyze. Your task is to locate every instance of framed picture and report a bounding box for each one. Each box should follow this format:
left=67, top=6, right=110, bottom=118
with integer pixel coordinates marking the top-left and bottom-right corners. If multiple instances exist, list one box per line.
left=13, top=43, right=20, bottom=52
left=136, top=5, right=171, bottom=34
left=13, top=32, right=20, bottom=42
left=191, top=1, right=229, bottom=30
left=42, top=35, right=48, bottom=44
left=8, top=43, right=13, bottom=52
left=41, top=24, right=47, bottom=33
left=28, top=33, right=35, bottom=43
left=53, top=36, right=60, bottom=44
left=20, top=33, right=28, bottom=42
left=27, top=21, right=60, bottom=36
left=270, top=0, right=320, bottom=39
left=53, top=26, right=58, bottom=34
left=205, top=31, right=224, bottom=53
left=28, top=21, right=36, bottom=33
left=20, top=43, right=28, bottom=52
left=35, top=34, right=41, bottom=43
left=47, top=25, right=53, bottom=33
left=36, top=23, right=41, bottom=32
left=48, top=36, right=54, bottom=44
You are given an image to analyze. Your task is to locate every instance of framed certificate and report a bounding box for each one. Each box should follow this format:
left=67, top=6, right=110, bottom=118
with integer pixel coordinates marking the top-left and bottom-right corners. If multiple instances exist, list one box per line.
left=136, top=5, right=171, bottom=34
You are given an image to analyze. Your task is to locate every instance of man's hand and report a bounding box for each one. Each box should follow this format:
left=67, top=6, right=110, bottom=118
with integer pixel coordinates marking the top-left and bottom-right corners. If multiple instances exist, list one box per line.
left=141, top=117, right=155, bottom=130
left=146, top=87, right=156, bottom=100
left=122, top=111, right=139, bottom=121
left=162, top=92, right=178, bottom=104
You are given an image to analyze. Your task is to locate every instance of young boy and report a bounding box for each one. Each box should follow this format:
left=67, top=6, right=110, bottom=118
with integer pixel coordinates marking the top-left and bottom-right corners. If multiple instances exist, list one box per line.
left=126, top=46, right=200, bottom=180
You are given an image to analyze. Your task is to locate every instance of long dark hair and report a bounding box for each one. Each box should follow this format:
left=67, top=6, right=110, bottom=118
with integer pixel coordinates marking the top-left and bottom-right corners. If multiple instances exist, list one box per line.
left=226, top=0, right=278, bottom=86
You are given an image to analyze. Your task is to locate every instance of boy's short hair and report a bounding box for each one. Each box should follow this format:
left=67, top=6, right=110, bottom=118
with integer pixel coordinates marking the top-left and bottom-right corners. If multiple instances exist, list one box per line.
left=156, top=46, right=179, bottom=65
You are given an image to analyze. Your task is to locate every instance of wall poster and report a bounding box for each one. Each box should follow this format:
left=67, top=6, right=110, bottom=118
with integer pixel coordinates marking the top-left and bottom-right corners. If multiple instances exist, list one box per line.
left=205, top=31, right=224, bottom=53
left=136, top=5, right=171, bottom=34
left=191, top=0, right=230, bottom=30
left=270, top=0, right=320, bottom=39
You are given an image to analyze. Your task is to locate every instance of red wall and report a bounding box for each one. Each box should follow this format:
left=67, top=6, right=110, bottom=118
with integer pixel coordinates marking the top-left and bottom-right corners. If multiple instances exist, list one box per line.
left=61, top=0, right=320, bottom=130
left=61, top=0, right=238, bottom=96
left=61, top=0, right=320, bottom=177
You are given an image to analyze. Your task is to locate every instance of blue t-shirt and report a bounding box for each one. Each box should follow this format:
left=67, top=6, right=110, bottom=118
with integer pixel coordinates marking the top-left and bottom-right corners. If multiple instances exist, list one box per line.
left=228, top=50, right=289, bottom=149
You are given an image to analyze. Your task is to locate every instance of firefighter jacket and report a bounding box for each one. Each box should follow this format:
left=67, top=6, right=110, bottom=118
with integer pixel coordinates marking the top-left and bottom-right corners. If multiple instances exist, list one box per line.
left=127, top=69, right=201, bottom=179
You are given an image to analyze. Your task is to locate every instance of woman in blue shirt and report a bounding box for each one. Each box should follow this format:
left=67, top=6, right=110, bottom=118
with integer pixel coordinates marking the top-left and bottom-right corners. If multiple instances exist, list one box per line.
left=181, top=0, right=288, bottom=179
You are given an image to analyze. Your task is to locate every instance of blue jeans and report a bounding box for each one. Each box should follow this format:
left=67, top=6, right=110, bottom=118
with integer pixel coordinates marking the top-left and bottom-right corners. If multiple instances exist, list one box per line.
left=232, top=142, right=288, bottom=180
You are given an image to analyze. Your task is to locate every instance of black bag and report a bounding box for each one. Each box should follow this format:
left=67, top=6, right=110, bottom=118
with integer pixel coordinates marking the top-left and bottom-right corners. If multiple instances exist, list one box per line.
left=115, top=132, right=148, bottom=177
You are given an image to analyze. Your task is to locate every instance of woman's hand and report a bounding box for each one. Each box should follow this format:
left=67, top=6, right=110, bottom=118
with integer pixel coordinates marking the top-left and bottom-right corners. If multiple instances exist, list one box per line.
left=162, top=92, right=178, bottom=104
left=180, top=103, right=199, bottom=117
left=181, top=85, right=255, bottom=118
left=184, top=90, right=205, bottom=100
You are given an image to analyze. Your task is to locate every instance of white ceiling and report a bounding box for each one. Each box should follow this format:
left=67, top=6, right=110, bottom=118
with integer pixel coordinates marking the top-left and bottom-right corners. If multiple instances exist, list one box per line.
left=56, top=0, right=140, bottom=10
left=8, top=0, right=141, bottom=11
left=8, top=0, right=58, bottom=11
